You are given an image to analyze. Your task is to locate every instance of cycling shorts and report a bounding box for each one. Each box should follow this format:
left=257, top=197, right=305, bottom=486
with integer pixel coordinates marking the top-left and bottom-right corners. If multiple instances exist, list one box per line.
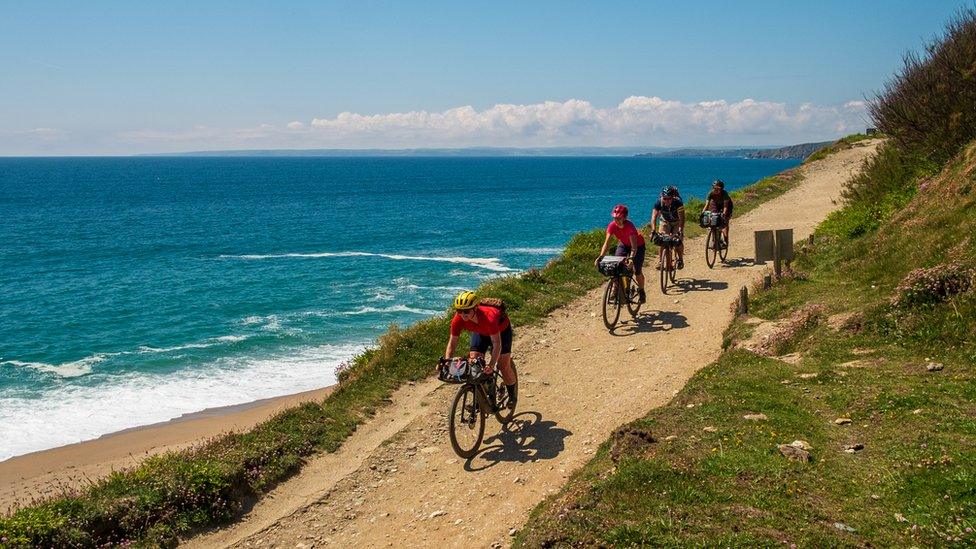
left=614, top=244, right=645, bottom=275
left=470, top=323, right=513, bottom=355
left=658, top=220, right=680, bottom=235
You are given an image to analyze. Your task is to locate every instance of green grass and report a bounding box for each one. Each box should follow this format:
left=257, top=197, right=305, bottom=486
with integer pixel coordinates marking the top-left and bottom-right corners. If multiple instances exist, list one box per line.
left=516, top=137, right=976, bottom=547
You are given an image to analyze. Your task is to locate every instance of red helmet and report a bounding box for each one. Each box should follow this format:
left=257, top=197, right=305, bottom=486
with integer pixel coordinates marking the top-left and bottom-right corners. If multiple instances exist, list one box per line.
left=611, top=204, right=628, bottom=218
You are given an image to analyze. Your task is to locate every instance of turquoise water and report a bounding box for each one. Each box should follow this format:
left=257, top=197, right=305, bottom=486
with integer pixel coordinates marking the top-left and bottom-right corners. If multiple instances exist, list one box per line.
left=0, top=156, right=798, bottom=459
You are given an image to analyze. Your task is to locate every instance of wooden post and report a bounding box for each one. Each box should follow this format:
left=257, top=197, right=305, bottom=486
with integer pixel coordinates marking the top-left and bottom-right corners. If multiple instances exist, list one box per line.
left=773, top=244, right=782, bottom=279
left=755, top=230, right=774, bottom=263
left=738, top=286, right=749, bottom=315
left=763, top=274, right=772, bottom=290
left=807, top=234, right=814, bottom=245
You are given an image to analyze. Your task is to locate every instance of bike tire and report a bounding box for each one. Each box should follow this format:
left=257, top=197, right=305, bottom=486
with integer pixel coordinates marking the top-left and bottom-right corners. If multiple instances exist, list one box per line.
left=719, top=232, right=729, bottom=261
left=659, top=248, right=668, bottom=294
left=625, top=275, right=641, bottom=316
left=602, top=278, right=621, bottom=329
left=493, top=361, right=518, bottom=425
left=705, top=228, right=717, bottom=268
left=448, top=384, right=485, bottom=459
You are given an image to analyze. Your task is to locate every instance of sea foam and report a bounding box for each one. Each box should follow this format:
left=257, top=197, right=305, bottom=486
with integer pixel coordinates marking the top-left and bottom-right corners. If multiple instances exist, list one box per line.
left=218, top=251, right=516, bottom=272
left=0, top=342, right=365, bottom=462
left=1, top=354, right=109, bottom=378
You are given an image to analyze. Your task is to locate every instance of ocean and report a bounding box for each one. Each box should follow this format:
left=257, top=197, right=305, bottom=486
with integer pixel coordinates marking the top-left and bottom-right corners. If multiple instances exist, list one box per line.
left=0, top=156, right=798, bottom=460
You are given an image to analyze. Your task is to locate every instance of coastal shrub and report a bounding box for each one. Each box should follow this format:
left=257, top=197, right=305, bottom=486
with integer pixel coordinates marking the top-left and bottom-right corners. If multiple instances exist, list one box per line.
left=890, top=262, right=975, bottom=308
left=870, top=9, right=976, bottom=164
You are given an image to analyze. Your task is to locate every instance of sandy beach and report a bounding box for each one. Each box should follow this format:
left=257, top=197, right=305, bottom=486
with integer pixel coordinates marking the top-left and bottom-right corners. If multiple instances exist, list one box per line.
left=0, top=386, right=333, bottom=512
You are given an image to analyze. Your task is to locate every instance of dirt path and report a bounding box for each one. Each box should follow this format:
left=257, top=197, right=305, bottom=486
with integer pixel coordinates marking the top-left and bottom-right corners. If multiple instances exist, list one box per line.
left=186, top=140, right=880, bottom=549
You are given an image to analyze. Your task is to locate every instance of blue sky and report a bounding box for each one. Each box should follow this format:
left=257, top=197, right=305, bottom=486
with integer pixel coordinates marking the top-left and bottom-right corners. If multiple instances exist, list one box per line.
left=0, top=1, right=967, bottom=154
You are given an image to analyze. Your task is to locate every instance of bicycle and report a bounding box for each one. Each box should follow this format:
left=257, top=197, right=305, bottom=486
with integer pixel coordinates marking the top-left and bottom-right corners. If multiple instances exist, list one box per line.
left=653, top=232, right=680, bottom=294
left=597, top=256, right=641, bottom=329
left=438, top=356, right=518, bottom=459
left=701, top=211, right=729, bottom=268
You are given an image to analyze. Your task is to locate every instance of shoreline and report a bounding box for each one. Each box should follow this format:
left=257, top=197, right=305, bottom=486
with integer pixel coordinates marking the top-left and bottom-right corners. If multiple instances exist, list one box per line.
left=0, top=385, right=334, bottom=512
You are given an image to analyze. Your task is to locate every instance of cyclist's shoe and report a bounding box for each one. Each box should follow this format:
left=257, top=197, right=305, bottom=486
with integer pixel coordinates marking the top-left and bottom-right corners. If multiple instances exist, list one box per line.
left=506, top=383, right=518, bottom=410
left=677, top=258, right=684, bottom=270
left=638, top=288, right=646, bottom=303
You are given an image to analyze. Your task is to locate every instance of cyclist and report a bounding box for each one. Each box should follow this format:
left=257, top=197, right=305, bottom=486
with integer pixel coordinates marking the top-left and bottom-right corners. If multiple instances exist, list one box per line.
left=595, top=204, right=646, bottom=303
left=442, top=291, right=518, bottom=409
left=702, top=179, right=733, bottom=247
left=650, top=186, right=686, bottom=269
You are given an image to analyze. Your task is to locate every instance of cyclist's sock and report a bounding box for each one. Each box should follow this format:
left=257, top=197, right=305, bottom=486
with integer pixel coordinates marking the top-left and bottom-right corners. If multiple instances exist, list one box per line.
left=507, top=383, right=518, bottom=402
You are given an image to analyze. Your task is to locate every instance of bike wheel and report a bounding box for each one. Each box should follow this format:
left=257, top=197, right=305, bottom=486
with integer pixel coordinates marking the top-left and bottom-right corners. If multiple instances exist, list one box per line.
left=705, top=228, right=717, bottom=268
left=493, top=361, right=518, bottom=425
left=659, top=248, right=668, bottom=294
left=625, top=275, right=641, bottom=316
left=602, top=278, right=621, bottom=329
left=448, top=384, right=485, bottom=459
left=719, top=231, right=729, bottom=261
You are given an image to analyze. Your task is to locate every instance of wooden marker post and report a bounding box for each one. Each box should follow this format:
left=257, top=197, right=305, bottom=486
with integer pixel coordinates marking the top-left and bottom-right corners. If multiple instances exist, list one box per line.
left=774, top=228, right=794, bottom=279
left=738, top=286, right=749, bottom=315
left=754, top=230, right=774, bottom=263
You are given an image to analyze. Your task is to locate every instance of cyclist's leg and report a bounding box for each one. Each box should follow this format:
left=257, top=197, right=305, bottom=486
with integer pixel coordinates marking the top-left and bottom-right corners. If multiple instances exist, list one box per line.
left=723, top=208, right=732, bottom=243
left=468, top=333, right=489, bottom=362
left=496, top=326, right=517, bottom=407
left=656, top=221, right=670, bottom=269
left=494, top=326, right=515, bottom=382
left=633, top=245, right=646, bottom=297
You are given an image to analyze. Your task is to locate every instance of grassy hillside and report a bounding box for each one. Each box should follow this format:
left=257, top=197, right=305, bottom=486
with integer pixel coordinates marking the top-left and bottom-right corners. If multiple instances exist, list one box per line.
left=516, top=10, right=976, bottom=546
left=516, top=140, right=976, bottom=547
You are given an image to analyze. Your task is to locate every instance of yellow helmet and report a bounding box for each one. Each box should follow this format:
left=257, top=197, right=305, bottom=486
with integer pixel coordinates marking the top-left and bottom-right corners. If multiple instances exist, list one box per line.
left=452, top=291, right=479, bottom=310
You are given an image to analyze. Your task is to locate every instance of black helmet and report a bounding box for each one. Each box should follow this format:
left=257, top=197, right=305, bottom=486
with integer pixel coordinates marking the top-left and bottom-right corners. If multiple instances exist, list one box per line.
left=713, top=179, right=725, bottom=189
left=661, top=185, right=679, bottom=198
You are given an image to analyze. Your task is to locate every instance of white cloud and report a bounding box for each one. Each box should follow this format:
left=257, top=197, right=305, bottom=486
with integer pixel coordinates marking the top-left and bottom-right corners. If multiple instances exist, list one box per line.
left=101, top=96, right=871, bottom=153
left=300, top=96, right=869, bottom=147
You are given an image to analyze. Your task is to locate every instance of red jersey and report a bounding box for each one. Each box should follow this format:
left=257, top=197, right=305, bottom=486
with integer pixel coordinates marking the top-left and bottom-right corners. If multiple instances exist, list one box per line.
left=450, top=304, right=510, bottom=337
left=606, top=220, right=645, bottom=247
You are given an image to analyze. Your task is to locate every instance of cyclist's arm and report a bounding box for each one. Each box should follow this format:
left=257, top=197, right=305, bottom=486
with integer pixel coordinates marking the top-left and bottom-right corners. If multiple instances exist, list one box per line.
left=650, top=210, right=659, bottom=234
left=444, top=334, right=459, bottom=360
left=628, top=233, right=638, bottom=257
left=597, top=232, right=613, bottom=258
left=678, top=208, right=686, bottom=233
